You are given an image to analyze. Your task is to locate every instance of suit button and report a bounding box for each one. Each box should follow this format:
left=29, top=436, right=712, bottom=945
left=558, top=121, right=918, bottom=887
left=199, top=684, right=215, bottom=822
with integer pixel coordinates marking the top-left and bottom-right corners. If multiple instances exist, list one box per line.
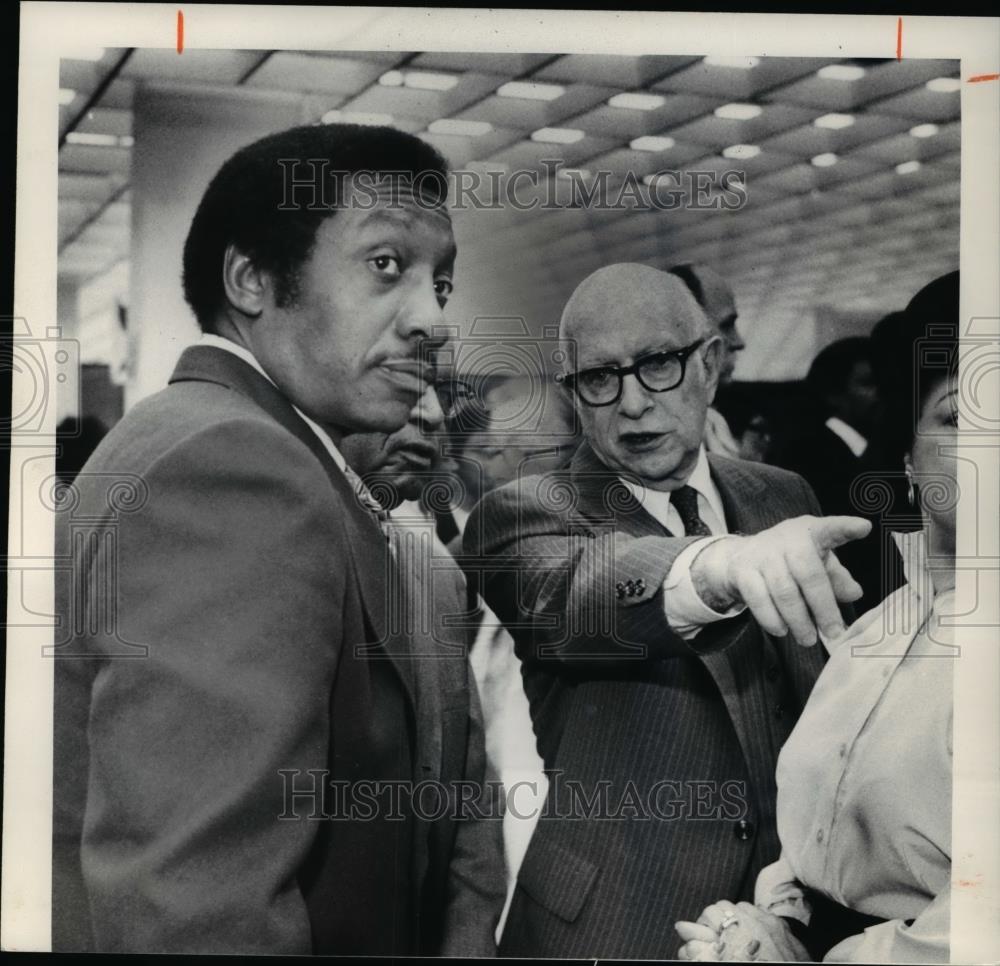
left=766, top=665, right=780, bottom=682
left=734, top=819, right=755, bottom=841
left=816, top=829, right=825, bottom=844
left=774, top=703, right=785, bottom=720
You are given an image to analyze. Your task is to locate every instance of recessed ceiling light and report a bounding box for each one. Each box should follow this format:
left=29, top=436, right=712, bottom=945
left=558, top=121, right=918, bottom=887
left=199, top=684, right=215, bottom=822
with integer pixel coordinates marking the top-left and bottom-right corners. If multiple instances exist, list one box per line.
left=378, top=70, right=458, bottom=91
left=608, top=92, right=666, bottom=111
left=817, top=64, right=866, bottom=81
left=642, top=172, right=680, bottom=186
left=722, top=143, right=760, bottom=159
left=814, top=113, right=856, bottom=130
left=629, top=135, right=675, bottom=152
left=910, top=123, right=940, bottom=138
left=428, top=118, right=493, bottom=136
left=65, top=132, right=120, bottom=147
left=811, top=152, right=839, bottom=167
left=497, top=81, right=565, bottom=101
left=64, top=47, right=106, bottom=62
left=531, top=127, right=585, bottom=144
left=925, top=77, right=961, bottom=93
left=58, top=88, right=76, bottom=105
left=322, top=109, right=394, bottom=126
left=714, top=103, right=763, bottom=120
left=703, top=56, right=761, bottom=69
left=403, top=71, right=459, bottom=92
left=896, top=160, right=922, bottom=175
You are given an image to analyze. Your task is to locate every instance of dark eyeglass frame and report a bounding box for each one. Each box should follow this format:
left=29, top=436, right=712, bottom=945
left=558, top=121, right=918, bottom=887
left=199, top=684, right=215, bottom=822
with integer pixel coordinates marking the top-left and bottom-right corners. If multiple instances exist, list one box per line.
left=558, top=338, right=706, bottom=407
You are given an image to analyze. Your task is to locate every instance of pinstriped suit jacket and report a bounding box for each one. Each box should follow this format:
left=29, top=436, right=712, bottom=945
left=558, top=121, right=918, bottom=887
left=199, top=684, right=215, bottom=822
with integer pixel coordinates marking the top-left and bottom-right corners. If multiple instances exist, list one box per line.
left=464, top=443, right=829, bottom=958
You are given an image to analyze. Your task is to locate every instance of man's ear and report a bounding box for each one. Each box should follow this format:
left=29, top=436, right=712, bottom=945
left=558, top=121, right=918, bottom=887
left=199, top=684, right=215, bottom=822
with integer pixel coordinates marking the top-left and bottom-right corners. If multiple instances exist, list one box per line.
left=702, top=335, right=723, bottom=403
left=222, top=244, right=267, bottom=318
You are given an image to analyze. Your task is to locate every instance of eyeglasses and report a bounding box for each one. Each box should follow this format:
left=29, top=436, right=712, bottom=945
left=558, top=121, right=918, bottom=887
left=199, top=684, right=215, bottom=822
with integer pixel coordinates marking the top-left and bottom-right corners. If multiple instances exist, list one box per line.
left=559, top=338, right=706, bottom=407
left=434, top=378, right=478, bottom=420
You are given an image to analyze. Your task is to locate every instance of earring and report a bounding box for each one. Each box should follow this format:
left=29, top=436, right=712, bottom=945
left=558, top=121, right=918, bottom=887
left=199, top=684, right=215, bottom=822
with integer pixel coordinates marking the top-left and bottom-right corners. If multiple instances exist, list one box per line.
left=905, top=466, right=916, bottom=507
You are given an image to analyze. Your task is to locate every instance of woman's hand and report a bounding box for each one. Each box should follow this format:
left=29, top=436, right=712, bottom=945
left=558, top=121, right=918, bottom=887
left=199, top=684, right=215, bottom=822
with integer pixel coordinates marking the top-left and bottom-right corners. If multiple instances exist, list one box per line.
left=676, top=900, right=811, bottom=962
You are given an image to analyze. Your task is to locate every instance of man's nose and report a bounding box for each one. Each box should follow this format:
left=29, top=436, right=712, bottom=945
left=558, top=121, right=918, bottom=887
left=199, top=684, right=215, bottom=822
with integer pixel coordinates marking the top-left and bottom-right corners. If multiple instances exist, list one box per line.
left=414, top=385, right=446, bottom=434
left=397, top=277, right=449, bottom=348
left=618, top=372, right=654, bottom=417
left=729, top=327, right=746, bottom=352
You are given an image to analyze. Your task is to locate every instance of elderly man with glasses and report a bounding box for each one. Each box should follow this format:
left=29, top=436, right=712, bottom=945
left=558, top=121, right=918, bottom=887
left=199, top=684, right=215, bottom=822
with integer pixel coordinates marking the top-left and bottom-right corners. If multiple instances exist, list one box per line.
left=464, top=263, right=871, bottom=959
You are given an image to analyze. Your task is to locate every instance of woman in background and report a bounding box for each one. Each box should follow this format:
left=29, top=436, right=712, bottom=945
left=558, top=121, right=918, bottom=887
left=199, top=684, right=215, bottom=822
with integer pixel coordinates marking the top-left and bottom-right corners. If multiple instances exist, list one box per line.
left=675, top=270, right=960, bottom=964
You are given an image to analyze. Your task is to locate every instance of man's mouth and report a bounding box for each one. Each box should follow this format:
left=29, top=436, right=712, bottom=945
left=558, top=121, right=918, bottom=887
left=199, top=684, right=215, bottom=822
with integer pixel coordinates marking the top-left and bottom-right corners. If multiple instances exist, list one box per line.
left=619, top=431, right=667, bottom=453
left=379, top=359, right=434, bottom=393
left=397, top=444, right=436, bottom=469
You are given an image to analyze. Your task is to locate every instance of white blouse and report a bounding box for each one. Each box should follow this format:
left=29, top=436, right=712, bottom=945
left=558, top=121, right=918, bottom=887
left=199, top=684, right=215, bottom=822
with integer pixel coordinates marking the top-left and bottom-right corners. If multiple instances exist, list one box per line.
left=756, top=531, right=954, bottom=963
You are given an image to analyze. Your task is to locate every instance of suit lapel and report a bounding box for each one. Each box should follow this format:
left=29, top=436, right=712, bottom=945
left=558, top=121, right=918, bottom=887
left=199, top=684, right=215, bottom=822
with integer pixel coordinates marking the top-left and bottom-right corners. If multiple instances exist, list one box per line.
left=569, top=443, right=676, bottom=538
left=168, top=345, right=417, bottom=709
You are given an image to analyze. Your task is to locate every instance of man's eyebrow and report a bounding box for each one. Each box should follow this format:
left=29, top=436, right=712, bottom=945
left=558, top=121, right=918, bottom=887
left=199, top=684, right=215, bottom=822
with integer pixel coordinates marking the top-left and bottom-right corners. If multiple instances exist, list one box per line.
left=936, top=386, right=959, bottom=405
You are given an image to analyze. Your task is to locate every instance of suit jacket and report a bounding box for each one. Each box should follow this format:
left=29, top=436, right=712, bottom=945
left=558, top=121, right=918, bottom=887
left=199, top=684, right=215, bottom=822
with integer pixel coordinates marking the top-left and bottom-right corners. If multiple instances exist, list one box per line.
left=52, top=345, right=504, bottom=955
left=463, top=443, right=829, bottom=958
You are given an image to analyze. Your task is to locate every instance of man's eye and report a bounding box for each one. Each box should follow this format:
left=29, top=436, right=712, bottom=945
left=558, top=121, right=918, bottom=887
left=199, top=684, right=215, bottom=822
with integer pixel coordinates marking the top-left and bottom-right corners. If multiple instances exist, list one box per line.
left=579, top=368, right=615, bottom=390
left=435, top=278, right=454, bottom=298
left=369, top=255, right=401, bottom=277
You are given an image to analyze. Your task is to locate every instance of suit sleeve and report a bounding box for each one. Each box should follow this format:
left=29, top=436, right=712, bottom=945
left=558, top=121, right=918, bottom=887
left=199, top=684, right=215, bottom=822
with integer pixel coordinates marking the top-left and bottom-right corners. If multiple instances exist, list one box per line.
left=77, top=419, right=346, bottom=953
left=438, top=671, right=507, bottom=957
left=464, top=479, right=709, bottom=668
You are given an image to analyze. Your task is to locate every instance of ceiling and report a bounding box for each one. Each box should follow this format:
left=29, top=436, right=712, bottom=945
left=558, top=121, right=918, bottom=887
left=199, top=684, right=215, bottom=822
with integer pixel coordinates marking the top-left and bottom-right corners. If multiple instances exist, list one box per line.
left=58, top=48, right=961, bottom=379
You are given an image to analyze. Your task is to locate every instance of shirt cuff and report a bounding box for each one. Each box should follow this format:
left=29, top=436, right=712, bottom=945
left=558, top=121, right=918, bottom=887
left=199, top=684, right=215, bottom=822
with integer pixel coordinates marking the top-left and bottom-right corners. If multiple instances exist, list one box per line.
left=662, top=536, right=746, bottom=639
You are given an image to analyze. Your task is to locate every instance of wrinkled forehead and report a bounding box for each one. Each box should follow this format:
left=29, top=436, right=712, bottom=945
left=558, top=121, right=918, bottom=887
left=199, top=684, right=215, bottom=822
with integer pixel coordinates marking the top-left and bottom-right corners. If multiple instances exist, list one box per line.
left=340, top=174, right=453, bottom=230
left=563, top=288, right=705, bottom=369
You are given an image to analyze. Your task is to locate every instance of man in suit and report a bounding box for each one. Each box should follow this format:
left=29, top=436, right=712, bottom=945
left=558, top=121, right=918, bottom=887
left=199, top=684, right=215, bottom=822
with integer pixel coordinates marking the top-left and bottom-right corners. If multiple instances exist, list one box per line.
left=465, top=264, right=870, bottom=958
left=778, top=337, right=888, bottom=611
left=669, top=263, right=745, bottom=459
left=52, top=123, right=499, bottom=955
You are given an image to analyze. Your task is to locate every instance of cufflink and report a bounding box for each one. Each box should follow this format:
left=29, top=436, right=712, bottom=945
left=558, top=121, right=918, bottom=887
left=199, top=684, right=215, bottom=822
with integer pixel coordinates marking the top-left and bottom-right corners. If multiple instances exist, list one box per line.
left=635, top=578, right=646, bottom=596
left=615, top=581, right=626, bottom=600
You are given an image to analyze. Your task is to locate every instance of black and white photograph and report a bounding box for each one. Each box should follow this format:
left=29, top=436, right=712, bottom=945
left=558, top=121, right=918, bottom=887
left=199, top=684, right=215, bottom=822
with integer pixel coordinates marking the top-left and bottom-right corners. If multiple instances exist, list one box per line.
left=4, top=4, right=999, bottom=962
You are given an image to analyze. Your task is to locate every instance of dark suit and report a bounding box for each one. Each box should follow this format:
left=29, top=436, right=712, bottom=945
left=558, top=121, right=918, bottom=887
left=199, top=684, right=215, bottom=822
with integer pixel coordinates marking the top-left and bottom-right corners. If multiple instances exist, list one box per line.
left=52, top=345, right=504, bottom=955
left=464, top=444, right=828, bottom=958
left=778, top=424, right=904, bottom=613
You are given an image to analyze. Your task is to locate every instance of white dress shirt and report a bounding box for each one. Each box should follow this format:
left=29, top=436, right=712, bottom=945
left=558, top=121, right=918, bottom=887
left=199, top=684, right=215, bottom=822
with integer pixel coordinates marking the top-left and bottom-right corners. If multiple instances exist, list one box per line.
left=825, top=416, right=868, bottom=458
left=619, top=446, right=745, bottom=638
left=756, top=531, right=952, bottom=963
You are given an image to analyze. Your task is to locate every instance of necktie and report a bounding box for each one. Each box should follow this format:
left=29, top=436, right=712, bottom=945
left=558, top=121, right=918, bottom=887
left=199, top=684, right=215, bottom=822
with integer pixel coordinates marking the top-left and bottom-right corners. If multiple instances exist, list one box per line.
left=342, top=464, right=391, bottom=539
left=671, top=484, right=713, bottom=537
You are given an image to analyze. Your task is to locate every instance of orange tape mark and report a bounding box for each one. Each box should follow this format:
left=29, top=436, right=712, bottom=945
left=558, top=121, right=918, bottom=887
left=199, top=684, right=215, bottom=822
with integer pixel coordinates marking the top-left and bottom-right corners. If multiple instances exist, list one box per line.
left=177, top=10, right=184, bottom=54
left=896, top=17, right=902, bottom=61
left=968, top=73, right=1000, bottom=83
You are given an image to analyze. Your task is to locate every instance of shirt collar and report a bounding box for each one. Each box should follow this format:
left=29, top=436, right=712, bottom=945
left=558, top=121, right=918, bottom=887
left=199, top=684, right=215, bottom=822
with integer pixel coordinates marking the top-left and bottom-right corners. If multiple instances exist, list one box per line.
left=196, top=333, right=348, bottom=473
left=825, top=416, right=868, bottom=458
left=619, top=445, right=726, bottom=530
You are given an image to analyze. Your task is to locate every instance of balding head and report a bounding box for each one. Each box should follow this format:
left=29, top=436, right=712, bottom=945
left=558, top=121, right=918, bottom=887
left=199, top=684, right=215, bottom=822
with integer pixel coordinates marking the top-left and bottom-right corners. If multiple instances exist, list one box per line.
left=669, top=263, right=743, bottom=383
left=558, top=262, right=722, bottom=491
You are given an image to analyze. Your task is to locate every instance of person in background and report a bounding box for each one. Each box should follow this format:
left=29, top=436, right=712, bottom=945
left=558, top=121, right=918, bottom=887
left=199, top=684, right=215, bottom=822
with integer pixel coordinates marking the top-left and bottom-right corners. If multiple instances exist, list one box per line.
left=340, top=381, right=508, bottom=955
left=777, top=337, right=886, bottom=612
left=677, top=270, right=959, bottom=964
left=669, top=263, right=746, bottom=458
